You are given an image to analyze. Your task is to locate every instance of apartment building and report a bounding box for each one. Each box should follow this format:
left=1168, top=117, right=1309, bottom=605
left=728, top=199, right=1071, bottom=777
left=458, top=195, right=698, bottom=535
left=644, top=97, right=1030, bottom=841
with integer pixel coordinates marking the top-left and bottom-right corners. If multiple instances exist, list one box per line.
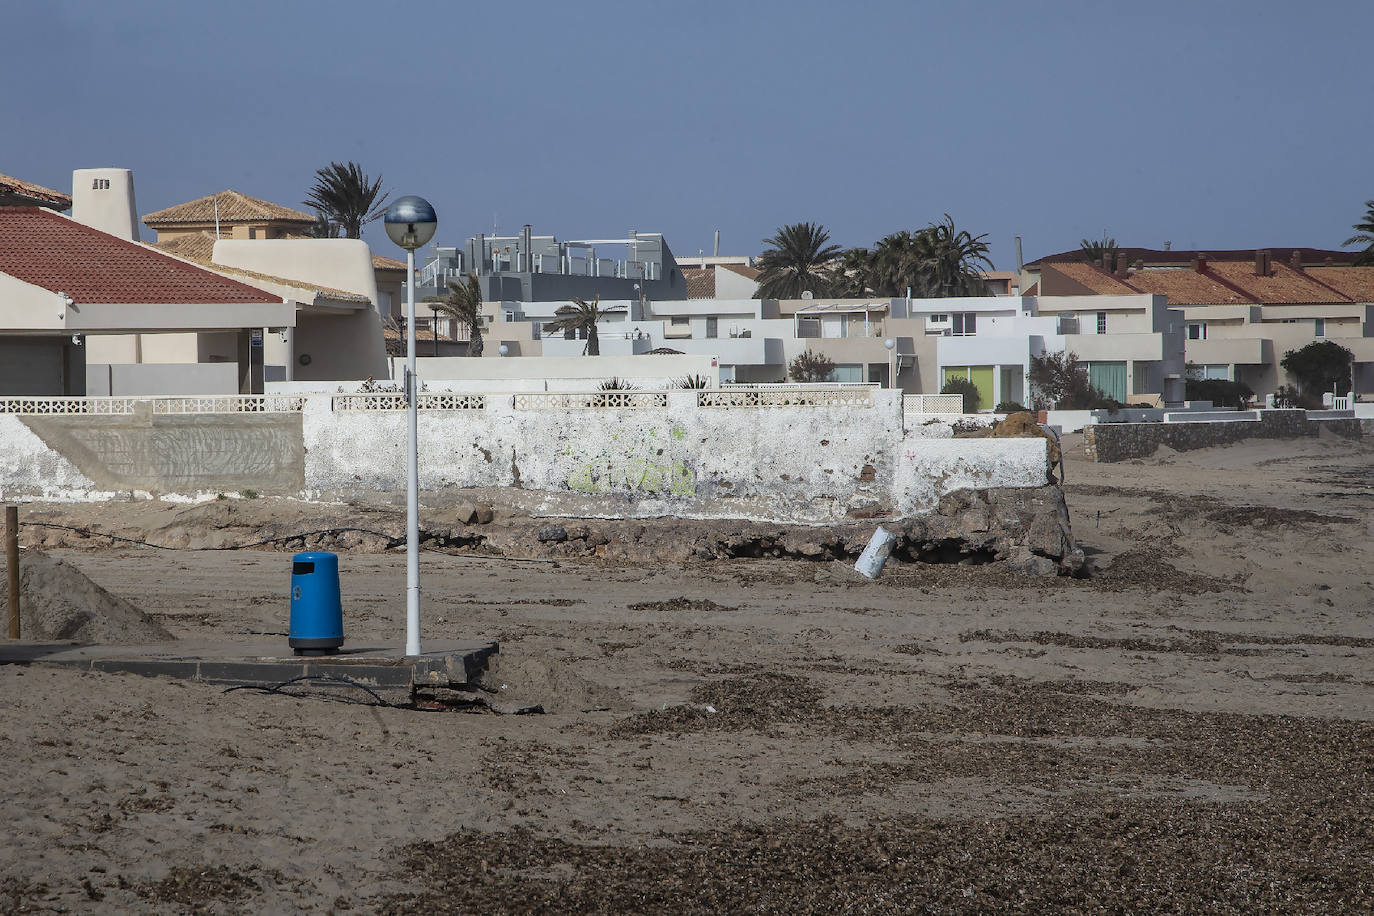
left=416, top=225, right=689, bottom=303
left=1032, top=250, right=1374, bottom=396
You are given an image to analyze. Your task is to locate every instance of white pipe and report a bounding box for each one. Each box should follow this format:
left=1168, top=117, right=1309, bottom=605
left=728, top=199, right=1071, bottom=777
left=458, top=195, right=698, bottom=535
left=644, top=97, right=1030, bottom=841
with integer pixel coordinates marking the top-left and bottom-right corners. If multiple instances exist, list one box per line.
left=405, top=248, right=421, bottom=657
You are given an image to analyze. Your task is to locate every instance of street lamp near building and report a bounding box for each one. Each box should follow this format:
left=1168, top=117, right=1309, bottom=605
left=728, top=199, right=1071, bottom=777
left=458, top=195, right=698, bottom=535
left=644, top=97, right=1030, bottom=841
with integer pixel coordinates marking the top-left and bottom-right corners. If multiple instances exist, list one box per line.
left=884, top=338, right=897, bottom=390
left=384, top=196, right=437, bottom=658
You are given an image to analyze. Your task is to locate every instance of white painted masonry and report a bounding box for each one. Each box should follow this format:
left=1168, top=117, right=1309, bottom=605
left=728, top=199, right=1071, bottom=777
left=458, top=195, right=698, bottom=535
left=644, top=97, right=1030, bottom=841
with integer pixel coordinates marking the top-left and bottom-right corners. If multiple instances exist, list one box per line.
left=1, top=391, right=1051, bottom=521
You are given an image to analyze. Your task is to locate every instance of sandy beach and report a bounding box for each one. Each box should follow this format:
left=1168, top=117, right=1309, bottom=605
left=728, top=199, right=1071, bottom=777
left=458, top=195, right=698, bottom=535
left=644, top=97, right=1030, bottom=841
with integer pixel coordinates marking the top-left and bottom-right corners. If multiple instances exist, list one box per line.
left=3, top=432, right=1373, bottom=913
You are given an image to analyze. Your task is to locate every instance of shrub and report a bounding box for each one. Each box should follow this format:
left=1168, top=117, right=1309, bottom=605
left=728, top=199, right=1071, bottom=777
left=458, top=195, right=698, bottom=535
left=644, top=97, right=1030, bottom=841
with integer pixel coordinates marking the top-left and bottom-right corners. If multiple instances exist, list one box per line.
left=940, top=377, right=981, bottom=413
left=1280, top=340, right=1353, bottom=398
left=788, top=350, right=835, bottom=382
left=995, top=401, right=1026, bottom=414
left=598, top=377, right=637, bottom=390
left=1185, top=378, right=1254, bottom=408
left=1028, top=351, right=1108, bottom=409
left=673, top=374, right=709, bottom=389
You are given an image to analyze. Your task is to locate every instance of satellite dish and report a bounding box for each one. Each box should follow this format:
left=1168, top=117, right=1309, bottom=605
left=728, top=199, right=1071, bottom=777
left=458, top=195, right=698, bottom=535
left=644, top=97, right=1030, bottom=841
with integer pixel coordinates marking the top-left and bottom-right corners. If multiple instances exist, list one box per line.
left=801, top=290, right=813, bottom=300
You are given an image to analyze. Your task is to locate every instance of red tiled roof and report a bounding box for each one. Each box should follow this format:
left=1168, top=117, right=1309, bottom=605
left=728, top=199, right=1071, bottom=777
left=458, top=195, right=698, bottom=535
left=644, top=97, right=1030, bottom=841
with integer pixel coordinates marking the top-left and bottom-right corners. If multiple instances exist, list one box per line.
left=372, top=253, right=407, bottom=271
left=1204, top=261, right=1348, bottom=304
left=720, top=263, right=761, bottom=280
left=1026, top=246, right=1356, bottom=268
left=143, top=190, right=314, bottom=227
left=0, top=207, right=279, bottom=304
left=1306, top=266, right=1374, bottom=302
left=0, top=172, right=71, bottom=210
left=682, top=266, right=715, bottom=299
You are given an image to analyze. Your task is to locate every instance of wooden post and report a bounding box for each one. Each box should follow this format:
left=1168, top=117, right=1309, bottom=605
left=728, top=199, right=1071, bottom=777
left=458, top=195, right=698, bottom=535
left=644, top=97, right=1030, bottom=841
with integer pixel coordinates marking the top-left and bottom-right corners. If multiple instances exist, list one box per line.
left=6, top=506, right=18, bottom=638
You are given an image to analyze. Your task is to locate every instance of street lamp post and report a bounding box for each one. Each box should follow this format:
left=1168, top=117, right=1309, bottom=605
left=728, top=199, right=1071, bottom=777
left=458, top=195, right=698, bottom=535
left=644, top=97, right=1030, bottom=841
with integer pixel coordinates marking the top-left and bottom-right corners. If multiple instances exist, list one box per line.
left=384, top=196, right=437, bottom=658
left=884, top=338, right=897, bottom=390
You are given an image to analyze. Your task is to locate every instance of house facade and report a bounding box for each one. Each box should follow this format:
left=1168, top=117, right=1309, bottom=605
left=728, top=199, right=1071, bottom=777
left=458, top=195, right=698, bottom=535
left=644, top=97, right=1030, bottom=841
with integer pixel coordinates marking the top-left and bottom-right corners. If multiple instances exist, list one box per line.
left=1031, top=250, right=1374, bottom=397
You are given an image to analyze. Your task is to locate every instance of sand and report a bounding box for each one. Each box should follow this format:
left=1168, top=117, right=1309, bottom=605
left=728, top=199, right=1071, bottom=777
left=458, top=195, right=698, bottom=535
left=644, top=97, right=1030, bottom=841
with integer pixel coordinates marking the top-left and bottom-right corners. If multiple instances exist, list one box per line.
left=2, top=433, right=1372, bottom=912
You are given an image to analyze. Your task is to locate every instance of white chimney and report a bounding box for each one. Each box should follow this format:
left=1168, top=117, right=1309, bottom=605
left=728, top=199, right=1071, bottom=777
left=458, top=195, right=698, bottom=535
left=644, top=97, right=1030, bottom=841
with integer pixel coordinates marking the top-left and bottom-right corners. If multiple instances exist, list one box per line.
left=71, top=168, right=139, bottom=241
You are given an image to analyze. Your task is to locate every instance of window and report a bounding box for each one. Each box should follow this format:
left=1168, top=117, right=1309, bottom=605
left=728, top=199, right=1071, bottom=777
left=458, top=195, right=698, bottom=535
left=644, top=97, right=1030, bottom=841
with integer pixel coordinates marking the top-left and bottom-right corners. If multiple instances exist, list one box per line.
left=1187, top=323, right=1207, bottom=340
left=929, top=314, right=948, bottom=323
left=1096, top=311, right=1108, bottom=334
left=1203, top=364, right=1230, bottom=380
left=952, top=312, right=976, bottom=335
left=705, top=317, right=718, bottom=339
left=831, top=364, right=863, bottom=383
left=1314, top=318, right=1325, bottom=338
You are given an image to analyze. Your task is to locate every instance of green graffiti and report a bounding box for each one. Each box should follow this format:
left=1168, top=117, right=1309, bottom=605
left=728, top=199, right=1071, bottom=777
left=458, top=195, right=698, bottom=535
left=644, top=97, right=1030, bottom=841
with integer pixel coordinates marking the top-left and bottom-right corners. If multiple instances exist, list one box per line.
left=563, top=425, right=696, bottom=497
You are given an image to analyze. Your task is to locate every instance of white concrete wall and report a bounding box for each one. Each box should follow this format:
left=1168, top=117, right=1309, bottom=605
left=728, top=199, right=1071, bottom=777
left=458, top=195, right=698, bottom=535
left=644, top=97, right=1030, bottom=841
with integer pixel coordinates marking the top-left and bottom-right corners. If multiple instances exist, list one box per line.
left=1, top=391, right=1054, bottom=519
left=0, top=416, right=107, bottom=500
left=391, top=354, right=720, bottom=389
left=213, top=239, right=380, bottom=304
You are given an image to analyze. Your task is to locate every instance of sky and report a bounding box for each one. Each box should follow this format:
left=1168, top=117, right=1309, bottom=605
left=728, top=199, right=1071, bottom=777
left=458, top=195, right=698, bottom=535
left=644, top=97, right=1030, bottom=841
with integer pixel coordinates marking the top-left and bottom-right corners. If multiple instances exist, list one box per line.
left=5, top=0, right=1373, bottom=270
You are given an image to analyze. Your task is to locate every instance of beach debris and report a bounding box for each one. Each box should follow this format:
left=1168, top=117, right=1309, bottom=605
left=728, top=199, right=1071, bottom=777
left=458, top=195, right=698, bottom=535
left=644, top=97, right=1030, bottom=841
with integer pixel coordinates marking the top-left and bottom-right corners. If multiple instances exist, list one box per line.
left=854, top=526, right=896, bottom=579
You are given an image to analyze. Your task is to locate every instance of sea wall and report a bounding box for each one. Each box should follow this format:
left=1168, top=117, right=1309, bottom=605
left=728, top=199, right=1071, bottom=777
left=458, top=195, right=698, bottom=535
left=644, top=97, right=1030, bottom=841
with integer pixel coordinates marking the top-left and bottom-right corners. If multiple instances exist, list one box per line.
left=1083, top=409, right=1362, bottom=462
left=0, top=391, right=1051, bottom=524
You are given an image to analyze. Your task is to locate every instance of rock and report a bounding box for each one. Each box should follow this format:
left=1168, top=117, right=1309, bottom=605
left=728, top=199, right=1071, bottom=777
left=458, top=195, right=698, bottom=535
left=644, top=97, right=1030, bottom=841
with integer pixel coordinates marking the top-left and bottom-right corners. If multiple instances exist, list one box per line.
left=537, top=524, right=568, bottom=543
left=585, top=530, right=610, bottom=547
left=454, top=503, right=478, bottom=525
left=474, top=504, right=495, bottom=525
left=566, top=525, right=590, bottom=541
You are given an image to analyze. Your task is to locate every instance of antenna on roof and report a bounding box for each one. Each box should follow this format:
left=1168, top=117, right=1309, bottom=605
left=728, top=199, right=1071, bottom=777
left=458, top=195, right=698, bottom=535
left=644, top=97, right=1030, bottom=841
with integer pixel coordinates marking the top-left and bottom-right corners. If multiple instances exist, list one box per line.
left=213, top=194, right=221, bottom=240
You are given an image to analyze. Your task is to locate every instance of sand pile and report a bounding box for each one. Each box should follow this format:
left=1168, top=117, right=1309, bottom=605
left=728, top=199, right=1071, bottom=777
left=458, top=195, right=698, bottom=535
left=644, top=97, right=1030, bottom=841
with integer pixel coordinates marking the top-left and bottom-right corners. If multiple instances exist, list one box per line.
left=17, top=550, right=172, bottom=644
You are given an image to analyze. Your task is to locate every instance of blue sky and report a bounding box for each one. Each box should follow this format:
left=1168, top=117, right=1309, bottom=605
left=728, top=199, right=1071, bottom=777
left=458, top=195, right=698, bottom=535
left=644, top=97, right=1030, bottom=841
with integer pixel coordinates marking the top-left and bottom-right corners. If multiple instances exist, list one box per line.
left=5, top=0, right=1372, bottom=269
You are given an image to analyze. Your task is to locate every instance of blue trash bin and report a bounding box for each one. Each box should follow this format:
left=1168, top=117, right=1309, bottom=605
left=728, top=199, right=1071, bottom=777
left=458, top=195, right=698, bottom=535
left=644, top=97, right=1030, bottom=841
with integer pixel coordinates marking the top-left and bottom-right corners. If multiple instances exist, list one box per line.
left=289, top=551, right=344, bottom=656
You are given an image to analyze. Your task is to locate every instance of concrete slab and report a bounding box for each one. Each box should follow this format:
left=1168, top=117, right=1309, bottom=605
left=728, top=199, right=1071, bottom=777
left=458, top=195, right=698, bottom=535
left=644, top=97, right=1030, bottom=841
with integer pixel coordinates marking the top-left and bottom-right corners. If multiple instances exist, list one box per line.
left=0, top=639, right=499, bottom=692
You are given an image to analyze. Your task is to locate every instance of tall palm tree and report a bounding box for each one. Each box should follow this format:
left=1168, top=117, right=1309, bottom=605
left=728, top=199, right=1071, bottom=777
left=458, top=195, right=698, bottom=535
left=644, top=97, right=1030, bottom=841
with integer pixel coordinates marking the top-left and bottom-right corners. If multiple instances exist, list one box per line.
left=913, top=214, right=993, bottom=297
left=542, top=296, right=610, bottom=355
left=754, top=222, right=841, bottom=299
left=1343, top=200, right=1374, bottom=265
left=867, top=230, right=928, bottom=297
left=425, top=272, right=485, bottom=357
left=303, top=162, right=389, bottom=239
left=305, top=210, right=339, bottom=238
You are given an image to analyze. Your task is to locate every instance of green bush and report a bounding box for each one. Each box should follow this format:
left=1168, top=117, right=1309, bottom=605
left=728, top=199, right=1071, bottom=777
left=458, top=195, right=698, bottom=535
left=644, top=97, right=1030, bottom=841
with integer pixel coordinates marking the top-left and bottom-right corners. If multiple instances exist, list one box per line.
left=995, top=401, right=1026, bottom=413
left=940, top=377, right=981, bottom=413
left=1185, top=378, right=1254, bottom=408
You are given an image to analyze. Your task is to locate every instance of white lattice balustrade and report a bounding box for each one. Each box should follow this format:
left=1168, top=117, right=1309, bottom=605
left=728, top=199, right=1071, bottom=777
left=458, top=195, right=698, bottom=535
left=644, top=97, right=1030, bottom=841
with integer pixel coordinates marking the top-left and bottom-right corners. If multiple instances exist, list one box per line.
left=513, top=392, right=669, bottom=410
left=698, top=385, right=875, bottom=408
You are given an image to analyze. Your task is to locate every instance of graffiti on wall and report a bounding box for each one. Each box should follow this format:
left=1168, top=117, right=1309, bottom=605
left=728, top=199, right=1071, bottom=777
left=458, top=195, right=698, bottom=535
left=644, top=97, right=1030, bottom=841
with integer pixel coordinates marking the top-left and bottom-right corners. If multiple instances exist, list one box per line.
left=564, top=424, right=697, bottom=497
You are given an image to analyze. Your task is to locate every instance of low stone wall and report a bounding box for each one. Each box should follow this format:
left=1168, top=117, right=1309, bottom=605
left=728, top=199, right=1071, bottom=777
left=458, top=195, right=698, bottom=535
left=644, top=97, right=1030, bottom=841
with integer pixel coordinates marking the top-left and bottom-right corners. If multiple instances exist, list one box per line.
left=1083, top=409, right=1362, bottom=462
left=0, top=392, right=1052, bottom=525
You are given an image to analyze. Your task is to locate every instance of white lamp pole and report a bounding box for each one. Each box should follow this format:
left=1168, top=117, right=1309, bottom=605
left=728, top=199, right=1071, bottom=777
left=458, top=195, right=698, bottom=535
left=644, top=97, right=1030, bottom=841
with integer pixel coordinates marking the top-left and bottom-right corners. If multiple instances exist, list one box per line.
left=884, top=337, right=897, bottom=390
left=384, top=197, right=437, bottom=658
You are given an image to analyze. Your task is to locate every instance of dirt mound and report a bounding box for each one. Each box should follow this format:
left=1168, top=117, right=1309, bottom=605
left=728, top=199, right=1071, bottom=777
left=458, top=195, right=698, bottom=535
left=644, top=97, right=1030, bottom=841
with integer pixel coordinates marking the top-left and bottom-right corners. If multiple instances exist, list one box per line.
left=17, top=551, right=172, bottom=644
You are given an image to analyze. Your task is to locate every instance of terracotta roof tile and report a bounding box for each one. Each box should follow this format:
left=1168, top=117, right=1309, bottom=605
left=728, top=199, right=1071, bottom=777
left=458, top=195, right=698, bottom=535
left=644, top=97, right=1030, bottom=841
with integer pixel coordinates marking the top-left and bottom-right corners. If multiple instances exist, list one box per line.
left=0, top=172, right=71, bottom=210
left=1204, top=261, right=1351, bottom=304
left=682, top=267, right=715, bottom=298
left=1042, top=262, right=1140, bottom=295
left=1116, top=267, right=1250, bottom=305
left=1305, top=266, right=1374, bottom=302
left=1027, top=246, right=1356, bottom=268
left=143, top=190, right=314, bottom=227
left=372, top=253, right=407, bottom=271
left=720, top=263, right=761, bottom=280
left=0, top=207, right=278, bottom=304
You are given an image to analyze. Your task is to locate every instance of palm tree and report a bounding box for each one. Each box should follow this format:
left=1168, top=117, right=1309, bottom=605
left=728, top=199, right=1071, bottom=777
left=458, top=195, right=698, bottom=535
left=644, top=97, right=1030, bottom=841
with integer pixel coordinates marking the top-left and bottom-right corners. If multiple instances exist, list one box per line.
left=912, top=214, right=993, bottom=297
left=867, top=230, right=928, bottom=297
left=305, top=210, right=339, bottom=238
left=542, top=296, right=610, bottom=355
left=303, top=162, right=389, bottom=239
left=426, top=272, right=485, bottom=357
left=1343, top=200, right=1374, bottom=265
left=754, top=222, right=841, bottom=299
left=1080, top=234, right=1119, bottom=271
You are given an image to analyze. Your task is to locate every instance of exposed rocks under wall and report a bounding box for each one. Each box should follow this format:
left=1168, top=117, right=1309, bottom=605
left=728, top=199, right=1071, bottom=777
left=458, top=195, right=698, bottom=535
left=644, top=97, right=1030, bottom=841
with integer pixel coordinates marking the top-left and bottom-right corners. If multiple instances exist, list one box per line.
left=15, top=484, right=1083, bottom=577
